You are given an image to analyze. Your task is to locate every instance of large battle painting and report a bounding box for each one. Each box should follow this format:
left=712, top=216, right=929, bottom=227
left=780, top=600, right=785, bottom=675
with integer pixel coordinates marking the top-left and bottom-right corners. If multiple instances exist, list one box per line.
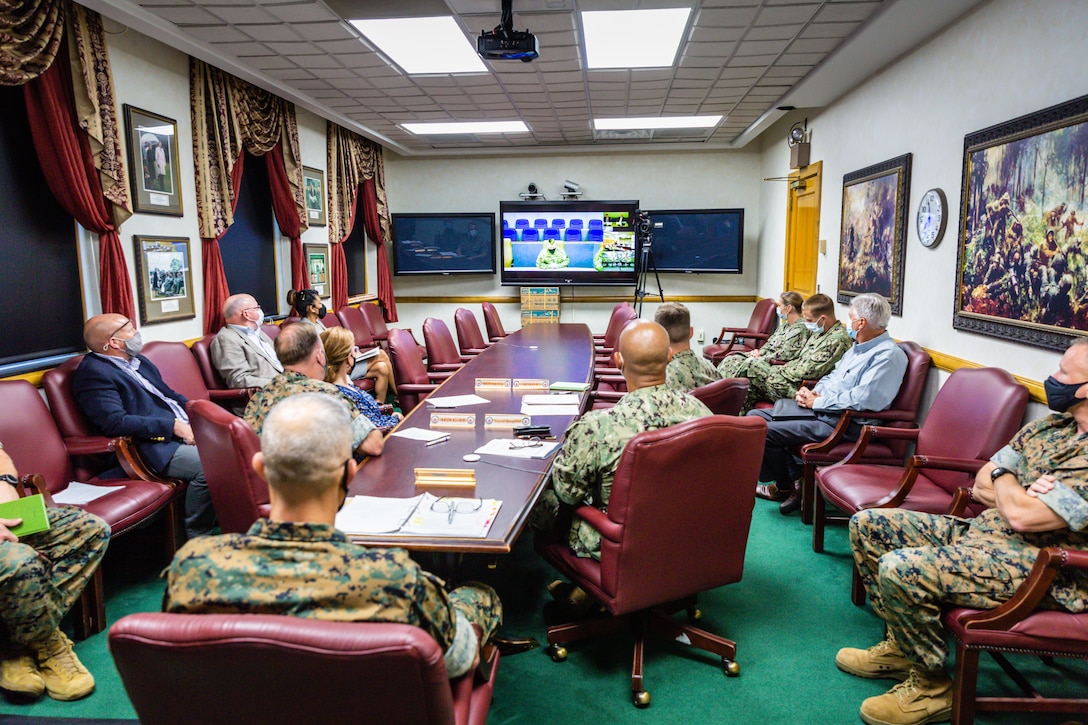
left=955, top=95, right=1088, bottom=350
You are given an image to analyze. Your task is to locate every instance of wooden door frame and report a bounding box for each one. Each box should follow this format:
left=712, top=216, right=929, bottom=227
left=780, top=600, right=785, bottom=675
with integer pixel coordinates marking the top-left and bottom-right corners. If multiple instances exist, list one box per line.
left=783, top=160, right=822, bottom=294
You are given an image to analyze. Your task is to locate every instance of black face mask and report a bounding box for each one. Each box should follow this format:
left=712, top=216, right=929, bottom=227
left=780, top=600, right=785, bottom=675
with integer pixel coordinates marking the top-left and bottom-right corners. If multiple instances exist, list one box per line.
left=316, top=304, right=327, bottom=320
left=1044, top=376, right=1087, bottom=413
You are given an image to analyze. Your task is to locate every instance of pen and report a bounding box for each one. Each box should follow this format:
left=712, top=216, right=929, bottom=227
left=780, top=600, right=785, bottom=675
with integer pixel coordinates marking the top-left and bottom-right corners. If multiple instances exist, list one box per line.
left=448, top=507, right=455, bottom=525
left=426, top=435, right=451, bottom=447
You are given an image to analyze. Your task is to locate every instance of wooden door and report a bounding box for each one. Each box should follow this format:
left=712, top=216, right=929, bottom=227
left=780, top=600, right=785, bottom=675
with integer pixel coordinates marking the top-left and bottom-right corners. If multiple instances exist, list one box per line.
left=783, top=160, right=822, bottom=297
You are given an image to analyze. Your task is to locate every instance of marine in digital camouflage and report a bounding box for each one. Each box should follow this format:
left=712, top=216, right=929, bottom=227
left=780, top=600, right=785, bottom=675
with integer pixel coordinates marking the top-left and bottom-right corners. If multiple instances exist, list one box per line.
left=665, top=349, right=720, bottom=392
left=534, top=384, right=711, bottom=559
left=163, top=519, right=502, bottom=674
left=0, top=507, right=109, bottom=646
left=243, top=370, right=375, bottom=449
left=719, top=321, right=851, bottom=413
left=850, top=411, right=1088, bottom=670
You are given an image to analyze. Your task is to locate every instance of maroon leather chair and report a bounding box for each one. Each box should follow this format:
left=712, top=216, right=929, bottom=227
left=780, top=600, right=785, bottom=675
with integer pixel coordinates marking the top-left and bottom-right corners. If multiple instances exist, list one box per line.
left=109, top=613, right=499, bottom=725
left=481, top=301, right=509, bottom=341
left=336, top=305, right=378, bottom=349
left=701, top=298, right=777, bottom=364
left=189, top=334, right=253, bottom=411
left=536, top=416, right=766, bottom=707
left=815, top=367, right=1028, bottom=603
left=362, top=302, right=427, bottom=360
left=454, top=308, right=490, bottom=356
left=595, top=302, right=637, bottom=361
left=388, top=328, right=453, bottom=413
left=141, top=340, right=212, bottom=403
left=423, top=317, right=472, bottom=373
left=690, top=377, right=750, bottom=416
left=261, top=323, right=281, bottom=341
left=0, top=380, right=178, bottom=638
left=188, top=399, right=269, bottom=534
left=943, top=546, right=1088, bottom=724
left=798, top=341, right=932, bottom=524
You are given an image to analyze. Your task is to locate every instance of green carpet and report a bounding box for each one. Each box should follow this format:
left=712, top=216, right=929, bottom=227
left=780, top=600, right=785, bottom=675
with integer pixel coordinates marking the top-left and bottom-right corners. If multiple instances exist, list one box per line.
left=1, top=501, right=1084, bottom=723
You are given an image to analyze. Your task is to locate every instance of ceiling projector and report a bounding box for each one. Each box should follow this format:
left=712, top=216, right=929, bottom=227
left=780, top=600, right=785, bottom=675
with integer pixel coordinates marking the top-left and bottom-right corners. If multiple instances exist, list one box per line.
left=477, top=28, right=539, bottom=62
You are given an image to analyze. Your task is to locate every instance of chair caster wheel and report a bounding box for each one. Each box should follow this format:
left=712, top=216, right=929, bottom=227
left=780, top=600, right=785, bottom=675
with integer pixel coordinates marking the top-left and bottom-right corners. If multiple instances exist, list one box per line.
left=633, top=690, right=651, bottom=708
left=723, top=658, right=740, bottom=677
left=548, top=644, right=567, bottom=662
left=686, top=607, right=702, bottom=621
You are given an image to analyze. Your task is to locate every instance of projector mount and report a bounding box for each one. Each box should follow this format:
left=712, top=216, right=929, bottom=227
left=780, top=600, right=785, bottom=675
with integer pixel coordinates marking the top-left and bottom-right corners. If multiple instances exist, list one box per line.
left=477, top=0, right=539, bottom=62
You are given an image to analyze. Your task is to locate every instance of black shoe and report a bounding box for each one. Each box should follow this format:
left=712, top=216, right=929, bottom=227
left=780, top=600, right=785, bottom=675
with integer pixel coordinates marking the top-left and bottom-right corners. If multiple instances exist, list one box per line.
left=779, top=491, right=802, bottom=515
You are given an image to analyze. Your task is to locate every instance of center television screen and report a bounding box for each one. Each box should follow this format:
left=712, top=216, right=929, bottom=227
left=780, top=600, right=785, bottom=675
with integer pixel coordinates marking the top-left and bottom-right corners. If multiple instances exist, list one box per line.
left=499, top=200, right=640, bottom=286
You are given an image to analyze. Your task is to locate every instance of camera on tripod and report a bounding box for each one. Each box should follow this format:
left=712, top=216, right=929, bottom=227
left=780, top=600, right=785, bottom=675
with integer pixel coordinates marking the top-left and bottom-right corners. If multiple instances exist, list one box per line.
left=636, top=210, right=654, bottom=238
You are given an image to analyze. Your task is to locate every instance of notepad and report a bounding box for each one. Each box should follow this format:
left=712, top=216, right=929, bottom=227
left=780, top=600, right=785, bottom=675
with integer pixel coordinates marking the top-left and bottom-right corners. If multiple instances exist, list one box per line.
left=0, top=494, right=50, bottom=537
left=549, top=381, right=591, bottom=392
left=52, top=481, right=125, bottom=506
left=336, top=493, right=501, bottom=538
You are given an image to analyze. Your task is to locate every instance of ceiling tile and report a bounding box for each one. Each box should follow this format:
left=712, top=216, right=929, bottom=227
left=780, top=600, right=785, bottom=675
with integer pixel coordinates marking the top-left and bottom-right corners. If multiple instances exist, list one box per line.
left=153, top=6, right=222, bottom=25
left=207, top=6, right=280, bottom=23
left=815, top=2, right=883, bottom=23
left=264, top=4, right=340, bottom=23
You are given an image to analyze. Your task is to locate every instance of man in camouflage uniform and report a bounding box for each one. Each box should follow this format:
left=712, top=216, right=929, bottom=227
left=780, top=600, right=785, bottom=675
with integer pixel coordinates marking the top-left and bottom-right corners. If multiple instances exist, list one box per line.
left=837, top=337, right=1088, bottom=725
left=655, top=302, right=719, bottom=393
left=165, top=394, right=501, bottom=679
left=534, top=320, right=712, bottom=560
left=0, top=444, right=108, bottom=701
left=721, top=293, right=849, bottom=414
left=244, top=322, right=383, bottom=458
left=717, top=291, right=809, bottom=381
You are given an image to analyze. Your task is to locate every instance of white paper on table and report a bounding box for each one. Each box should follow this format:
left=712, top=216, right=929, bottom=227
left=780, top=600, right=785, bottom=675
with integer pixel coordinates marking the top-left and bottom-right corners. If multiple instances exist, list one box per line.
left=521, top=393, right=580, bottom=406
left=519, top=402, right=580, bottom=417
left=336, top=494, right=423, bottom=535
left=390, top=427, right=452, bottom=442
left=399, top=493, right=502, bottom=537
left=474, top=438, right=561, bottom=459
left=425, top=394, right=491, bottom=408
left=53, top=481, right=125, bottom=506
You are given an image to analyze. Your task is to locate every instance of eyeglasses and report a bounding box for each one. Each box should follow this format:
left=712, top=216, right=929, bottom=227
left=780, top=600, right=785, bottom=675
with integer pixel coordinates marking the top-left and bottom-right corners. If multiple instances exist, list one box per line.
left=430, top=497, right=483, bottom=524
left=508, top=437, right=543, bottom=450
left=108, top=319, right=133, bottom=338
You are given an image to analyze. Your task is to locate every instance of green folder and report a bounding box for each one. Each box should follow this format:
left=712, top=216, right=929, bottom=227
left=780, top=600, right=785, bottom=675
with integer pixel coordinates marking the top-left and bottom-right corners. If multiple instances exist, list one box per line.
left=0, top=494, right=51, bottom=538
left=549, top=381, right=590, bottom=392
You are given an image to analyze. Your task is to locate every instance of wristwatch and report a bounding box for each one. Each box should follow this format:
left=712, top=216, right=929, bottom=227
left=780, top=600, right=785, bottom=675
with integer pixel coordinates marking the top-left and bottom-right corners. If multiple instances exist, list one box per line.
left=0, top=474, right=17, bottom=485
left=990, top=467, right=1011, bottom=481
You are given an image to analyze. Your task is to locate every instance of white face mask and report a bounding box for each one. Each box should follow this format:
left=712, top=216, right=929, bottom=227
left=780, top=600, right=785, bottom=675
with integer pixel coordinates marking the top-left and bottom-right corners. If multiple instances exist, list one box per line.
left=804, top=319, right=824, bottom=334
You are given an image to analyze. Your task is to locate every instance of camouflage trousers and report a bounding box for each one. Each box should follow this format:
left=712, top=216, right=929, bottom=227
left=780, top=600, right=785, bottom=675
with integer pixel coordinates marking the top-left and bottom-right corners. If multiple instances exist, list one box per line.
left=850, top=508, right=1041, bottom=670
left=717, top=356, right=800, bottom=414
left=449, top=582, right=503, bottom=642
left=0, top=507, right=110, bottom=646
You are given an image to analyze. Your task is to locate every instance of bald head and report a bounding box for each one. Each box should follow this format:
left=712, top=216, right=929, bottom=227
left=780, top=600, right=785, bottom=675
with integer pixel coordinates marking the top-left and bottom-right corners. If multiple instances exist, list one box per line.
left=616, top=320, right=670, bottom=389
left=84, top=313, right=131, bottom=353
left=275, top=322, right=324, bottom=378
left=222, top=294, right=259, bottom=326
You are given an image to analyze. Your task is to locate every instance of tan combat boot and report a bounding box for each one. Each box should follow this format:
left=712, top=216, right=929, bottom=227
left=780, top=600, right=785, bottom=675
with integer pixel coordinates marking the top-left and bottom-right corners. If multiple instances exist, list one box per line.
left=33, top=630, right=95, bottom=701
left=859, top=667, right=953, bottom=725
left=836, top=638, right=913, bottom=680
left=0, top=647, right=45, bottom=697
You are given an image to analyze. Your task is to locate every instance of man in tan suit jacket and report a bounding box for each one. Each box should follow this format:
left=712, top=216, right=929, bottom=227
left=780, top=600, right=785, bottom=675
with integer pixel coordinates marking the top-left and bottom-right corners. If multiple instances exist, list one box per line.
left=210, top=294, right=283, bottom=413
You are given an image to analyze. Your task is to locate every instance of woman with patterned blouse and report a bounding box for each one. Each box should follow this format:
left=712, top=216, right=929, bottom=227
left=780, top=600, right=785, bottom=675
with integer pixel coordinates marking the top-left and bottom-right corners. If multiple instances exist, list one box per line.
left=320, top=327, right=401, bottom=429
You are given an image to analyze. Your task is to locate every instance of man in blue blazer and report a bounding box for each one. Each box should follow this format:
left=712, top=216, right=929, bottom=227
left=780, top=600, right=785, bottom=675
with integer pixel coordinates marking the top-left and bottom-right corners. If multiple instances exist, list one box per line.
left=72, top=313, right=214, bottom=539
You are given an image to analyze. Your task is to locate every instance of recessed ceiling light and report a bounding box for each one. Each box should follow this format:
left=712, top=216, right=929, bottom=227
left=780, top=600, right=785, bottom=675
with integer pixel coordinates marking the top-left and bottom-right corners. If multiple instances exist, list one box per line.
left=402, top=121, right=530, bottom=135
left=582, top=9, right=691, bottom=69
left=349, top=17, right=486, bottom=75
left=593, top=116, right=722, bottom=131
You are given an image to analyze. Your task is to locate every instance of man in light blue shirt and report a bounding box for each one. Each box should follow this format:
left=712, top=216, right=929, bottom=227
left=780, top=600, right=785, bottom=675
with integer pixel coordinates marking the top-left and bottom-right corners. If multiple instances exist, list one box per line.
left=748, top=293, right=908, bottom=515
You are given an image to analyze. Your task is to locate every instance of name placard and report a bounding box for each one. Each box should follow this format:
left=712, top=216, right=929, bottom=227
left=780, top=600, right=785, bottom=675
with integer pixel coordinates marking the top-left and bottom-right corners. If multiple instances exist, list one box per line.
left=484, top=413, right=532, bottom=428
left=414, top=468, right=476, bottom=488
left=512, top=378, right=549, bottom=390
left=429, top=413, right=476, bottom=429
left=475, top=378, right=512, bottom=390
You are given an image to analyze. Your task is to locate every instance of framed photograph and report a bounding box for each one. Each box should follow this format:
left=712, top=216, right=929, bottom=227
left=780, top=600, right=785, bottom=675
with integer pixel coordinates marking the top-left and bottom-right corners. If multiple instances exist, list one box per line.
left=123, top=105, right=183, bottom=216
left=954, top=95, right=1088, bottom=351
left=303, top=166, right=326, bottom=227
left=304, top=243, right=329, bottom=297
left=133, top=236, right=195, bottom=324
left=837, top=153, right=912, bottom=315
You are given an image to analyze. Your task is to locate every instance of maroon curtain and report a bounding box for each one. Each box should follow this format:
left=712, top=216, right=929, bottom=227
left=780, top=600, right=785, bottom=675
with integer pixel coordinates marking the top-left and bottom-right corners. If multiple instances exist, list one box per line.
left=265, top=144, right=306, bottom=290
left=360, top=178, right=397, bottom=321
left=23, top=41, right=135, bottom=320
left=202, top=153, right=246, bottom=333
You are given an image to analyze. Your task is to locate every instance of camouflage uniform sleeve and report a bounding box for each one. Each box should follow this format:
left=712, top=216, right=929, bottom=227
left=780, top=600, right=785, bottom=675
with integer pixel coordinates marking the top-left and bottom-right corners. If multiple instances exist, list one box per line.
left=1037, top=482, right=1088, bottom=531
left=785, top=326, right=850, bottom=383
left=761, top=320, right=808, bottom=361
left=989, top=444, right=1021, bottom=471
left=551, top=413, right=603, bottom=506
left=406, top=567, right=461, bottom=653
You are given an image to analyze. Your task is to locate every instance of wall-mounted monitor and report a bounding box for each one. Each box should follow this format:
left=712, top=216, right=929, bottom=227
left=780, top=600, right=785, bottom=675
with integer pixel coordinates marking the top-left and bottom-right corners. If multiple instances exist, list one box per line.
left=391, top=212, right=496, bottom=276
left=499, top=200, right=640, bottom=286
left=645, top=208, right=744, bottom=273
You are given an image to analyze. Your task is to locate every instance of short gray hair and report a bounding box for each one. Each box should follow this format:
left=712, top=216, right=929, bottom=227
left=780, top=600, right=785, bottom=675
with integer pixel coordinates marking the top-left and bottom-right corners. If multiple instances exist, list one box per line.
left=851, top=293, right=891, bottom=330
left=260, top=394, right=353, bottom=497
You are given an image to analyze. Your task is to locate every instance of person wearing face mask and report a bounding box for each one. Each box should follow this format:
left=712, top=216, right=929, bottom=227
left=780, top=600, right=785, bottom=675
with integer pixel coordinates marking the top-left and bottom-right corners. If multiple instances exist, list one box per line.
left=164, top=393, right=501, bottom=680
left=835, top=337, right=1088, bottom=725
left=718, top=291, right=810, bottom=377
left=287, top=288, right=328, bottom=331
left=243, top=323, right=383, bottom=459
left=210, top=294, right=283, bottom=413
left=72, top=314, right=215, bottom=538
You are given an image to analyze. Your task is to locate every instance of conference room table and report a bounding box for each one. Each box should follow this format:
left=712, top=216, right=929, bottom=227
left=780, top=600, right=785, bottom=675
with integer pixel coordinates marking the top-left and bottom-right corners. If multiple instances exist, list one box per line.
left=346, top=322, right=596, bottom=554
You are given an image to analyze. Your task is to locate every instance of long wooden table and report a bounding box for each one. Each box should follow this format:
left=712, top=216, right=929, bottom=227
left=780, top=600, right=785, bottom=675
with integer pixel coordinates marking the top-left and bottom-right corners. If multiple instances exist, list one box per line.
left=346, top=323, right=595, bottom=553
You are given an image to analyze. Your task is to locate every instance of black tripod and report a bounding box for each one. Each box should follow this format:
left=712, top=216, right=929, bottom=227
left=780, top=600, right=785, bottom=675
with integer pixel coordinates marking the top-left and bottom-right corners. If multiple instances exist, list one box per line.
left=634, top=238, right=664, bottom=316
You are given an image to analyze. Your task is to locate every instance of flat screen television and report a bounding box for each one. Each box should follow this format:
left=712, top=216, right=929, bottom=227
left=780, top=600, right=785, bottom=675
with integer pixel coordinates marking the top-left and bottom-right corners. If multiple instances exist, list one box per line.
left=391, top=212, right=496, bottom=276
left=499, top=200, right=639, bottom=286
left=644, top=208, right=744, bottom=273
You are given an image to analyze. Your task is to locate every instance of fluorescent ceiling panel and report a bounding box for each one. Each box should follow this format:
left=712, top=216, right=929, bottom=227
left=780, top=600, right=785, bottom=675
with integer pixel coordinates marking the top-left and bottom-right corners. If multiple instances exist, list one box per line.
left=593, top=116, right=722, bottom=130
left=582, top=8, right=691, bottom=69
left=402, top=121, right=530, bottom=135
left=349, top=16, right=486, bottom=74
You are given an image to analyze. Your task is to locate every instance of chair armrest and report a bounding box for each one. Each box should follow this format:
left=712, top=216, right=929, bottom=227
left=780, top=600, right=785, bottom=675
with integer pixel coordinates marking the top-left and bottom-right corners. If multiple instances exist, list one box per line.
left=20, top=473, right=57, bottom=507
left=62, top=435, right=121, bottom=457
left=590, top=390, right=625, bottom=403
left=572, top=504, right=622, bottom=542
left=959, top=547, right=1088, bottom=631
left=430, top=363, right=463, bottom=372
left=594, top=374, right=626, bottom=387
left=428, top=371, right=455, bottom=383
left=378, top=404, right=395, bottom=415
left=208, top=388, right=252, bottom=403
left=461, top=349, right=487, bottom=356
left=912, top=455, right=989, bottom=474
left=800, top=411, right=862, bottom=458
left=111, top=438, right=179, bottom=485
left=398, top=383, right=439, bottom=395
left=947, top=487, right=972, bottom=517
left=860, top=455, right=987, bottom=511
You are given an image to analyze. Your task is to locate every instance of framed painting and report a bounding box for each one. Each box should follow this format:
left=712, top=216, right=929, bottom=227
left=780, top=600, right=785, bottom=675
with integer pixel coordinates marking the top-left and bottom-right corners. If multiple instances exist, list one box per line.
left=837, top=153, right=912, bottom=315
left=954, top=94, right=1088, bottom=351
left=133, top=236, right=195, bottom=324
left=303, top=166, right=326, bottom=227
left=305, top=243, right=329, bottom=297
left=123, top=105, right=183, bottom=216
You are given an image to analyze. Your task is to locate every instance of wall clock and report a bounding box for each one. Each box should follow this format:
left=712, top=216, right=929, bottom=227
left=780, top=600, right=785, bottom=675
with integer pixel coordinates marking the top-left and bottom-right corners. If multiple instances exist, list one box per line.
left=916, top=188, right=947, bottom=248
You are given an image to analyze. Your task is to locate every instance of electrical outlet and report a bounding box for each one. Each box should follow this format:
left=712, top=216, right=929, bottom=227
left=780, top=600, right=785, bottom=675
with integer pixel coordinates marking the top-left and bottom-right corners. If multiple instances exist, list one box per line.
left=696, top=329, right=705, bottom=343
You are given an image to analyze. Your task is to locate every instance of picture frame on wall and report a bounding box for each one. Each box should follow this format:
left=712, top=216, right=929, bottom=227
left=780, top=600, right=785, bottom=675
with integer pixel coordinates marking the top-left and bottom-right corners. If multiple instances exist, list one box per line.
left=123, top=105, right=183, bottom=216
left=954, top=94, right=1088, bottom=352
left=304, top=243, right=329, bottom=297
left=303, top=166, right=326, bottom=227
left=837, top=153, right=912, bottom=316
left=134, top=236, right=195, bottom=325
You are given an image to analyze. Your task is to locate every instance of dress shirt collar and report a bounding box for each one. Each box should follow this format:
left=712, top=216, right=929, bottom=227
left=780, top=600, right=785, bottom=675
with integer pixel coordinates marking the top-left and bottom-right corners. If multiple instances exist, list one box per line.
left=94, top=351, right=139, bottom=371
left=228, top=323, right=261, bottom=337
left=852, top=330, right=891, bottom=354
left=247, top=518, right=346, bottom=543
